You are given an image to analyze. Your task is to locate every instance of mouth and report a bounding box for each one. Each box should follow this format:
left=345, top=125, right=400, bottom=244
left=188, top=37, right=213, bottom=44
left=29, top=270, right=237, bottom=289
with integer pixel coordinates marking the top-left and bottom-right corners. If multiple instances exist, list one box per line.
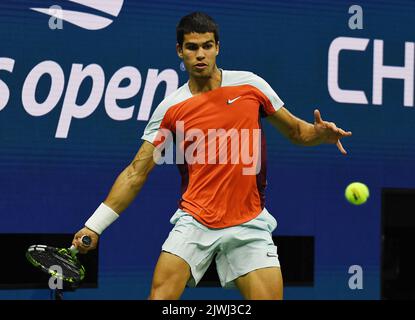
left=194, top=63, right=208, bottom=70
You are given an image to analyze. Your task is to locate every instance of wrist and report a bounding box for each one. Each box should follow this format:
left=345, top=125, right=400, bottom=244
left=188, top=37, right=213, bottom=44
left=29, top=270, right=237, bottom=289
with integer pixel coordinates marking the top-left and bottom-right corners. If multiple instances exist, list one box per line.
left=85, top=202, right=119, bottom=235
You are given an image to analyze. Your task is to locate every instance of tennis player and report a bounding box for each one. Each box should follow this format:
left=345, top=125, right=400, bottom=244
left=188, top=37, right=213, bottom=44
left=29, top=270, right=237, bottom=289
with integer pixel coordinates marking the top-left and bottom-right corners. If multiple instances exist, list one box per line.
left=72, top=12, right=351, bottom=300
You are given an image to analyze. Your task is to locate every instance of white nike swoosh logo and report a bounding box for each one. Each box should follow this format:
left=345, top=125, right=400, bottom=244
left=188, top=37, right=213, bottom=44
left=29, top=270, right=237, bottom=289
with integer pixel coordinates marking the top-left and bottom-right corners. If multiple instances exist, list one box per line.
left=31, top=0, right=124, bottom=30
left=68, top=0, right=124, bottom=17
left=31, top=8, right=114, bottom=30
left=227, top=96, right=242, bottom=104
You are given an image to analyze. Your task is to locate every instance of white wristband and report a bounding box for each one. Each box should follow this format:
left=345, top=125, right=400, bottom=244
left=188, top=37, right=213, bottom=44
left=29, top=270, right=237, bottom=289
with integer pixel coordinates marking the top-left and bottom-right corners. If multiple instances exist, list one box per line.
left=85, top=203, right=119, bottom=235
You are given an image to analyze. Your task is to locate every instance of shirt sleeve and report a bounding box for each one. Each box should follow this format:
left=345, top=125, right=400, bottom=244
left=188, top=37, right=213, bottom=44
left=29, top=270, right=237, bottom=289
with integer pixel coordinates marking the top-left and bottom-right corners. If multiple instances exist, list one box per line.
left=141, top=84, right=191, bottom=146
left=141, top=101, right=172, bottom=146
left=248, top=73, right=284, bottom=117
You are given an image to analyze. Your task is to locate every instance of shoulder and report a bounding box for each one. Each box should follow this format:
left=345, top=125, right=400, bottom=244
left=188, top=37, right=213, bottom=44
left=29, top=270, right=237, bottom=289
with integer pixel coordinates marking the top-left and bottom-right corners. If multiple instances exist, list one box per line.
left=151, top=83, right=192, bottom=118
left=157, top=83, right=191, bottom=110
left=141, top=83, right=191, bottom=141
left=222, top=69, right=284, bottom=111
left=222, top=69, right=268, bottom=87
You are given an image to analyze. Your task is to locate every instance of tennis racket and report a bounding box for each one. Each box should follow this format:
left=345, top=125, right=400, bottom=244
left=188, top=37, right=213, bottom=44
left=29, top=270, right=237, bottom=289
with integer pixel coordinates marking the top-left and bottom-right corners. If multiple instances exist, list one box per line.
left=26, top=235, right=92, bottom=284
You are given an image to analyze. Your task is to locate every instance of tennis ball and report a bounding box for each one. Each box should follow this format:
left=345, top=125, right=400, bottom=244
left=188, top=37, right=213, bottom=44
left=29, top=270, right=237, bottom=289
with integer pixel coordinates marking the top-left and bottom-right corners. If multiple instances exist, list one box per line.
left=345, top=182, right=369, bottom=205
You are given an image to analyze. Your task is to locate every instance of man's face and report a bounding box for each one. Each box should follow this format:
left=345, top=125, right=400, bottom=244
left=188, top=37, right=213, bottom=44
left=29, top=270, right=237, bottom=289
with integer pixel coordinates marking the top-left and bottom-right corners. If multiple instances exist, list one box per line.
left=177, top=32, right=219, bottom=79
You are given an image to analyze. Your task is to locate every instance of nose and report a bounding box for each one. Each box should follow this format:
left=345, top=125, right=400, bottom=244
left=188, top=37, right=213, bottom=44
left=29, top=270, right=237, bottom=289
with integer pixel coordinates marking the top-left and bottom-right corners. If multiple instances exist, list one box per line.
left=196, top=47, right=205, bottom=60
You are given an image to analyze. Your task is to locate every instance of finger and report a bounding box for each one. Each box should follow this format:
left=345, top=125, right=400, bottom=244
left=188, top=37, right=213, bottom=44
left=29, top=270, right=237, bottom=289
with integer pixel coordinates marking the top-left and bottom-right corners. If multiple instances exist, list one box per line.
left=325, top=122, right=341, bottom=136
left=80, top=241, right=91, bottom=249
left=328, top=122, right=339, bottom=133
left=336, top=140, right=347, bottom=155
left=338, top=128, right=352, bottom=137
left=332, top=124, right=351, bottom=138
left=75, top=240, right=89, bottom=253
left=314, top=109, right=323, bottom=124
left=78, top=247, right=88, bottom=254
left=76, top=237, right=89, bottom=249
left=71, top=235, right=78, bottom=246
left=74, top=238, right=82, bottom=248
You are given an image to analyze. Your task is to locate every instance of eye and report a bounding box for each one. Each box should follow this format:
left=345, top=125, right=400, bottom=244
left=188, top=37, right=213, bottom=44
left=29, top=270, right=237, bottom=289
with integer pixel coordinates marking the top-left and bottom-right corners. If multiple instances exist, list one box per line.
left=186, top=44, right=198, bottom=51
left=203, top=43, right=213, bottom=49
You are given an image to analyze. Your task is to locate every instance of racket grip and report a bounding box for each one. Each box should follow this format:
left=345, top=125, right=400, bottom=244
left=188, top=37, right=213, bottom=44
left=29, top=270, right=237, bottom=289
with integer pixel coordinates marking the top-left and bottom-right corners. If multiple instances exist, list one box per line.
left=81, top=235, right=92, bottom=247
left=69, top=235, right=92, bottom=254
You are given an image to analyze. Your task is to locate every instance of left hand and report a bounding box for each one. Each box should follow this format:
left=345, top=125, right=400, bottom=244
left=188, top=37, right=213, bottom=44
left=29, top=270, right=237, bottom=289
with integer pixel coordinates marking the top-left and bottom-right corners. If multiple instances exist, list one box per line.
left=314, top=109, right=352, bottom=155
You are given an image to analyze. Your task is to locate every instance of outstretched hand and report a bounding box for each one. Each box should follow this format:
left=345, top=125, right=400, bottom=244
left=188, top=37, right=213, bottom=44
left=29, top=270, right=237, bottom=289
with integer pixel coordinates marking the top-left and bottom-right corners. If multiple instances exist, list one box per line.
left=314, top=109, right=352, bottom=155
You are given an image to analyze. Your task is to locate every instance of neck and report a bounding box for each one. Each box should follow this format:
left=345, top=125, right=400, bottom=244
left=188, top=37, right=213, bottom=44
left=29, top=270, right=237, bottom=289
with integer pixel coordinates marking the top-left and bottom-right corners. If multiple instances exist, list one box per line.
left=188, top=66, right=222, bottom=95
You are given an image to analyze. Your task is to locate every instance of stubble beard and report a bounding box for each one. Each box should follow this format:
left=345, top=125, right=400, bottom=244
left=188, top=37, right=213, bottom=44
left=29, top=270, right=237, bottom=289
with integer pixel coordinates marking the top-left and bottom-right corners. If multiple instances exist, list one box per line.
left=192, top=66, right=214, bottom=79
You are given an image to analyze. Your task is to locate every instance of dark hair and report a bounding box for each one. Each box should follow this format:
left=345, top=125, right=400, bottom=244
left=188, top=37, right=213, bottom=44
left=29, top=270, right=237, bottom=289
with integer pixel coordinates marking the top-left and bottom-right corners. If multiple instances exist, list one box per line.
left=176, top=12, right=219, bottom=47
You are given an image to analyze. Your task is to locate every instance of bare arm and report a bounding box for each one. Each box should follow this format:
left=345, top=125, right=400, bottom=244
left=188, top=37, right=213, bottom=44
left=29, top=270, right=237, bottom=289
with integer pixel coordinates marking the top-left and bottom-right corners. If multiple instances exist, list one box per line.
left=104, top=140, right=157, bottom=214
left=267, top=107, right=352, bottom=154
left=72, top=141, right=157, bottom=252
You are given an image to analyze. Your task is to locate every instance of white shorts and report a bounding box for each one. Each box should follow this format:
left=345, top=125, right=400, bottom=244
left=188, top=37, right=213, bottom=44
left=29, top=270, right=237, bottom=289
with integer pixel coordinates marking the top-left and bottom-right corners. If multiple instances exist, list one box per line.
left=161, top=208, right=280, bottom=288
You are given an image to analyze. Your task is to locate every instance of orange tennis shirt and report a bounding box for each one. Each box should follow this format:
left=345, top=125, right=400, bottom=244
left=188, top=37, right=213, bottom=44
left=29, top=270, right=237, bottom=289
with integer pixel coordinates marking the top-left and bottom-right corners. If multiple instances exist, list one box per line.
left=142, top=70, right=284, bottom=228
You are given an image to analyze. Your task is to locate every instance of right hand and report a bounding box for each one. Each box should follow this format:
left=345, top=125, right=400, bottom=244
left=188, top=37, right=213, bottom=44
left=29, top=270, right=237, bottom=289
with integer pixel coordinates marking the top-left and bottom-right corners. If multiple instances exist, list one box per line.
left=72, top=227, right=99, bottom=254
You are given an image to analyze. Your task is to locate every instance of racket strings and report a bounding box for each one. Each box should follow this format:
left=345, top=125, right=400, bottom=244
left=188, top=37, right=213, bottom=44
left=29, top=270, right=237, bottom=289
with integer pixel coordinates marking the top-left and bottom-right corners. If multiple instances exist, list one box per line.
left=29, top=249, right=82, bottom=279
left=51, top=252, right=82, bottom=277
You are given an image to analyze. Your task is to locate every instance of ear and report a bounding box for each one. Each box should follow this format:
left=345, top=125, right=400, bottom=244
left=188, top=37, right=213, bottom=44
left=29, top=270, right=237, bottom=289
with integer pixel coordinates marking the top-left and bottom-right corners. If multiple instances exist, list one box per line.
left=176, top=43, right=183, bottom=59
left=216, top=41, right=220, bottom=56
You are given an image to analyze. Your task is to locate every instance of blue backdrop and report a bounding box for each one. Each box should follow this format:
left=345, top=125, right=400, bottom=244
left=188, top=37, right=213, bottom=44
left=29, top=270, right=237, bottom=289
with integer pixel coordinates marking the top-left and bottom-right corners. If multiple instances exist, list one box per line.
left=1, top=0, right=415, bottom=299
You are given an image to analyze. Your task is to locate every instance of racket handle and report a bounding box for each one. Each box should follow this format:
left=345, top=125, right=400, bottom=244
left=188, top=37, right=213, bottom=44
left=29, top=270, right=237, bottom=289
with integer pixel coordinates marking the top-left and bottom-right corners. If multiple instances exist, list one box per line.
left=69, top=235, right=92, bottom=254
left=81, top=235, right=92, bottom=247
